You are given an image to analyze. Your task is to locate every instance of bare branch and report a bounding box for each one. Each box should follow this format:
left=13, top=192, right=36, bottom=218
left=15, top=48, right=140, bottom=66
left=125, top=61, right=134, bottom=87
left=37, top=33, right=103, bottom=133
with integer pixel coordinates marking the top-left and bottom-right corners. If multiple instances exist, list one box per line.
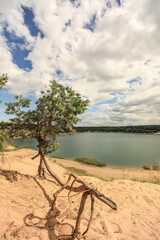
left=42, top=154, right=117, bottom=238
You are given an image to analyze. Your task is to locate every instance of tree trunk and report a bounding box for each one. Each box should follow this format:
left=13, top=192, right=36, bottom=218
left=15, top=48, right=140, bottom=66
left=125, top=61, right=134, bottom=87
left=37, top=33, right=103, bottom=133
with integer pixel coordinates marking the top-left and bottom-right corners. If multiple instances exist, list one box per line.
left=38, top=145, right=45, bottom=177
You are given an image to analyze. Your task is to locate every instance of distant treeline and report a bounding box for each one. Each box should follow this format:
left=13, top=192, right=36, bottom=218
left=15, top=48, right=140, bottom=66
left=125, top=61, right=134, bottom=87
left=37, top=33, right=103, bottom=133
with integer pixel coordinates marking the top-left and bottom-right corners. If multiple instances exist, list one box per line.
left=1, top=121, right=160, bottom=134
left=74, top=125, right=160, bottom=134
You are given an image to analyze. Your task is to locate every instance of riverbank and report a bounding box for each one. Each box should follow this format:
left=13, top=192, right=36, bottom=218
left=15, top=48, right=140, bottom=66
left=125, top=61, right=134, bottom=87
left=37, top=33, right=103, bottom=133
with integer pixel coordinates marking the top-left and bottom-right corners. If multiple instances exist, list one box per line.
left=3, top=143, right=160, bottom=182
left=1, top=147, right=160, bottom=240
left=52, top=157, right=160, bottom=183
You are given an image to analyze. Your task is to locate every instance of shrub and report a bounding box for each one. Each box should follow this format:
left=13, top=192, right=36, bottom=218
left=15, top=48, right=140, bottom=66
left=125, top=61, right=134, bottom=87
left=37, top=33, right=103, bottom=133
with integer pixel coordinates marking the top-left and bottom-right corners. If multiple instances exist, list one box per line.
left=74, top=157, right=106, bottom=167
left=143, top=165, right=151, bottom=170
left=66, top=167, right=88, bottom=176
left=143, top=164, right=158, bottom=171
left=0, top=135, right=4, bottom=143
left=0, top=140, right=3, bottom=151
left=152, top=165, right=158, bottom=171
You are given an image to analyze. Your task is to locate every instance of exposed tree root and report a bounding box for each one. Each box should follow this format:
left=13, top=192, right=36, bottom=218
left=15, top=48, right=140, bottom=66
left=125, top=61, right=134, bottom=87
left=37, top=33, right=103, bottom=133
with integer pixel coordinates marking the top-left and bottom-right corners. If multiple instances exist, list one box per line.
left=38, top=154, right=117, bottom=239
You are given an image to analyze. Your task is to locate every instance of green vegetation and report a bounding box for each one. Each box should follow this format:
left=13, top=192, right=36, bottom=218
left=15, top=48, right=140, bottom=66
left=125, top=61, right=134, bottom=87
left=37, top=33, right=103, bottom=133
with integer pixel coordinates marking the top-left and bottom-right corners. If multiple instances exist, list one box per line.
left=143, top=165, right=151, bottom=170
left=0, top=135, right=5, bottom=151
left=2, top=122, right=160, bottom=134
left=131, top=177, right=160, bottom=185
left=74, top=157, right=106, bottom=167
left=74, top=125, right=160, bottom=134
left=5, top=80, right=89, bottom=176
left=0, top=140, right=3, bottom=151
left=0, top=74, right=8, bottom=104
left=143, top=164, right=159, bottom=171
left=0, top=74, right=8, bottom=151
left=0, top=135, right=4, bottom=143
left=65, top=167, right=88, bottom=176
left=52, top=155, right=66, bottom=159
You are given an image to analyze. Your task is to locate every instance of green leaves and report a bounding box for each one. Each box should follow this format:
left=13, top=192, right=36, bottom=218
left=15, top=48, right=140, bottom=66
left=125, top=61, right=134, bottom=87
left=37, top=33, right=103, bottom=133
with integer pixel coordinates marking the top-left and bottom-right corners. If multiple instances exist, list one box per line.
left=0, top=74, right=8, bottom=90
left=5, top=95, right=31, bottom=115
left=5, top=80, right=90, bottom=154
left=0, top=74, right=8, bottom=104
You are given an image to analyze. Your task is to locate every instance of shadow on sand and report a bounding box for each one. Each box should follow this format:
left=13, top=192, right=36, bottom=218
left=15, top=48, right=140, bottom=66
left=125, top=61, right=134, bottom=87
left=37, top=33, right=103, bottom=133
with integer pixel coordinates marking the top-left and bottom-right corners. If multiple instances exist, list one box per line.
left=23, top=178, right=74, bottom=240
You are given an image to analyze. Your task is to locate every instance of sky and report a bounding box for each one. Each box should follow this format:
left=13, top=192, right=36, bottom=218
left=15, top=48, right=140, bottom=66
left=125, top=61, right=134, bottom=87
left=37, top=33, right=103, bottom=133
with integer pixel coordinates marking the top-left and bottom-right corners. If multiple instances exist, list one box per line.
left=0, top=0, right=160, bottom=126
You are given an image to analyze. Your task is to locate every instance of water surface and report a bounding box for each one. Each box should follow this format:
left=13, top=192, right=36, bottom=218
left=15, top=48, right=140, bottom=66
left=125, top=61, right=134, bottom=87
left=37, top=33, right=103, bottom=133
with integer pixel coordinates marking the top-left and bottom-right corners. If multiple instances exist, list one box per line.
left=9, top=133, right=160, bottom=167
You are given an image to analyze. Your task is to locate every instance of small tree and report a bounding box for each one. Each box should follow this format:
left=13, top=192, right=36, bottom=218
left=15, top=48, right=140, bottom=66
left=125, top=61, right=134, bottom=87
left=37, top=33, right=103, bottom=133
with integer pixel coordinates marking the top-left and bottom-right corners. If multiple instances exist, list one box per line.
left=5, top=80, right=89, bottom=176
left=0, top=74, right=8, bottom=150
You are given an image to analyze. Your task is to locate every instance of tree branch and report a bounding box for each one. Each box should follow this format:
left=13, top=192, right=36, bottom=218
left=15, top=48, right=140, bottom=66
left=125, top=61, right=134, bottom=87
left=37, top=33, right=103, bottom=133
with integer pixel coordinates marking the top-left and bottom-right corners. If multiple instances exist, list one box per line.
left=42, top=154, right=117, bottom=210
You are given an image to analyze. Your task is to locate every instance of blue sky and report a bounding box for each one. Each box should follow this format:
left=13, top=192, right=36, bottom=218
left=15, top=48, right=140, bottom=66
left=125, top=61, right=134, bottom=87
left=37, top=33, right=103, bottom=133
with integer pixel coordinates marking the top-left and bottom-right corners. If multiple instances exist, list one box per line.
left=0, top=0, right=160, bottom=125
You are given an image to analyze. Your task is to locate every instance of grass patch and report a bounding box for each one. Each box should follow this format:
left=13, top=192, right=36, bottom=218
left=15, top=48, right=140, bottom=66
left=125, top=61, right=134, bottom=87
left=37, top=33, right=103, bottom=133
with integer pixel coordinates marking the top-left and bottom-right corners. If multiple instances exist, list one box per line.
left=143, top=165, right=151, bottom=170
left=65, top=167, right=88, bottom=176
left=143, top=164, right=159, bottom=171
left=131, top=177, right=160, bottom=185
left=74, top=157, right=106, bottom=167
left=52, top=155, right=66, bottom=159
left=152, top=165, right=158, bottom=170
left=50, top=157, right=160, bottom=185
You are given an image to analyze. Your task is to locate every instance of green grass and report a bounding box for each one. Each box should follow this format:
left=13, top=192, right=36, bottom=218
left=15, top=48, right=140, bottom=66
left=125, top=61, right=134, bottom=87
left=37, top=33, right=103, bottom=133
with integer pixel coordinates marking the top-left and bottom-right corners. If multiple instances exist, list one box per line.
left=51, top=159, right=160, bottom=185
left=131, top=177, right=160, bottom=185
left=143, top=165, right=151, bottom=170
left=152, top=165, right=158, bottom=170
left=52, top=155, right=66, bottom=159
left=143, top=164, right=158, bottom=171
left=65, top=167, right=88, bottom=176
left=74, top=157, right=106, bottom=167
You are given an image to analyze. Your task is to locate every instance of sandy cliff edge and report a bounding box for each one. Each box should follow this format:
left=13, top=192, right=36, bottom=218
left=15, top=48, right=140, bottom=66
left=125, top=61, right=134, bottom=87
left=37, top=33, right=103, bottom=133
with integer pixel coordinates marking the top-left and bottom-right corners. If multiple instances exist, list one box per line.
left=0, top=148, right=160, bottom=240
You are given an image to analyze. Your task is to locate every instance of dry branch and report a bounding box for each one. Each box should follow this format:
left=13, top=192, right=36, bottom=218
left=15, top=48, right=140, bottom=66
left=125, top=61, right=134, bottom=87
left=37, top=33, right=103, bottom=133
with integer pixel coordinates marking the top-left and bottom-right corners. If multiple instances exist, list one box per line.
left=40, top=154, right=117, bottom=238
left=42, top=154, right=117, bottom=210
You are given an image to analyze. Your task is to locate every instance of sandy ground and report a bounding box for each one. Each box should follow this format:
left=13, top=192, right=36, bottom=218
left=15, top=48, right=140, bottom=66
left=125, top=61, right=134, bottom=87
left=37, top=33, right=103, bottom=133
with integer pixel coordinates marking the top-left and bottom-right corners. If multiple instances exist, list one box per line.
left=0, top=148, right=160, bottom=240
left=53, top=158, right=160, bottom=182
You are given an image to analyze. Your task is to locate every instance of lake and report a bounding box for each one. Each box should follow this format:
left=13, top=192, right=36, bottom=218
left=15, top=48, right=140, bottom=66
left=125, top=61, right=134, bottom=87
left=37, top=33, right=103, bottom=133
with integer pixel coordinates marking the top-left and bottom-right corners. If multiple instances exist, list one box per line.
left=9, top=132, right=160, bottom=168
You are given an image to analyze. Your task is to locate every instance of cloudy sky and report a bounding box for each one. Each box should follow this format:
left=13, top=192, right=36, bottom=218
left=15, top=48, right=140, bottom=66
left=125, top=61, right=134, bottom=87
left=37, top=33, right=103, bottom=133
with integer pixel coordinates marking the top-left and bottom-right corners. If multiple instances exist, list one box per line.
left=0, top=0, right=160, bottom=126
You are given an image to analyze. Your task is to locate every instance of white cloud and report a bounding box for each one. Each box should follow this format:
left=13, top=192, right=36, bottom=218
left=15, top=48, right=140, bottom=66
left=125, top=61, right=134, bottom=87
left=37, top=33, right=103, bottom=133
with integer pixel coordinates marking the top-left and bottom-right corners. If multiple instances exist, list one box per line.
left=0, top=0, right=160, bottom=125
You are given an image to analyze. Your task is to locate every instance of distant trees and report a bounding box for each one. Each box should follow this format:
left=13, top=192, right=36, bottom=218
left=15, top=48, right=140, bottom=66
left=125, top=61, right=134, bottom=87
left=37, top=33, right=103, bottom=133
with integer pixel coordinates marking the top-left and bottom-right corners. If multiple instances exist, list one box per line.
left=5, top=80, right=89, bottom=175
left=74, top=125, right=160, bottom=134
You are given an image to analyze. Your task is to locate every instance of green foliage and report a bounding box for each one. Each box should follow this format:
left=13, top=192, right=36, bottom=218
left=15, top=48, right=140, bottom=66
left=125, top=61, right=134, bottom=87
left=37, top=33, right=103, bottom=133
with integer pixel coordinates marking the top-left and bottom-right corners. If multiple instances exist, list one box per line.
left=74, top=157, right=106, bottom=167
left=52, top=155, right=66, bottom=159
left=0, top=135, right=4, bottom=151
left=0, top=135, right=4, bottom=143
left=75, top=125, right=160, bottom=134
left=143, top=165, right=150, bottom=170
left=143, top=164, right=158, bottom=171
left=65, top=167, right=88, bottom=176
left=152, top=165, right=158, bottom=170
left=0, top=140, right=3, bottom=151
left=0, top=74, right=8, bottom=104
left=5, top=80, right=89, bottom=155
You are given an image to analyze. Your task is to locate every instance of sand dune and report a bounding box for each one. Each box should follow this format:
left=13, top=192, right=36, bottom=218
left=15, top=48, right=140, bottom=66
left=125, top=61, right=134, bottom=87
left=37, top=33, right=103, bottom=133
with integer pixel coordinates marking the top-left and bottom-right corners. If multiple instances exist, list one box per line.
left=0, top=149, right=160, bottom=240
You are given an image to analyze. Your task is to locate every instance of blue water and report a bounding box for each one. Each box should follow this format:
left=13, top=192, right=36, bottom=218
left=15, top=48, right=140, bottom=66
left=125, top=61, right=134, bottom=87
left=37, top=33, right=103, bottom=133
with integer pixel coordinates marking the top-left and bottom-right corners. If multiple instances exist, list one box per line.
left=9, top=132, right=160, bottom=167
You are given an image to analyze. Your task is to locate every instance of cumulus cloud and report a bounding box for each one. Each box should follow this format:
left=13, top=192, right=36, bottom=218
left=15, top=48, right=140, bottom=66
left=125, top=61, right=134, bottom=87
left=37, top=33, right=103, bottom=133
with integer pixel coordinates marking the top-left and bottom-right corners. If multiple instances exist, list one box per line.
left=0, top=0, right=160, bottom=125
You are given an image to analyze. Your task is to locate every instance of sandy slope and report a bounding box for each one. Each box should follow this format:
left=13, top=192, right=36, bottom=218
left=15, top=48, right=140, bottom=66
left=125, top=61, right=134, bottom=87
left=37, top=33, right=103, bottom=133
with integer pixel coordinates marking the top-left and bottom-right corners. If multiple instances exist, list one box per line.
left=0, top=149, right=160, bottom=240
